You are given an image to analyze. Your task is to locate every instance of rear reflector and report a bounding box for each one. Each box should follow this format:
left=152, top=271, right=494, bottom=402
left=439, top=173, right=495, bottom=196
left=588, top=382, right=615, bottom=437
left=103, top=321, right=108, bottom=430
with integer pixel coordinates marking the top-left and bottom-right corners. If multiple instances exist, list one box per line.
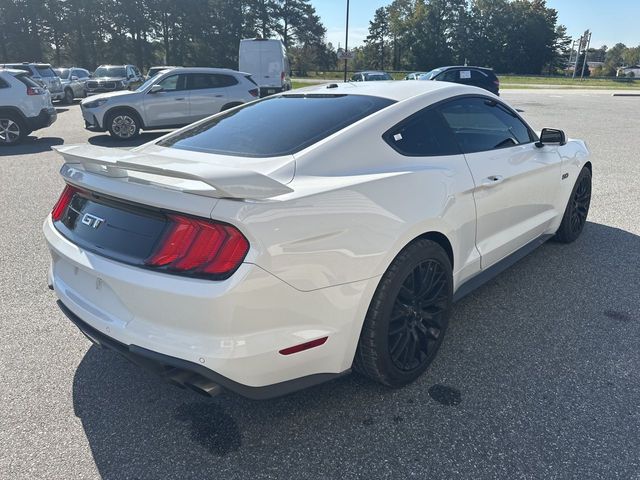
left=145, top=214, right=249, bottom=278
left=51, top=184, right=79, bottom=221
left=279, top=337, right=328, bottom=356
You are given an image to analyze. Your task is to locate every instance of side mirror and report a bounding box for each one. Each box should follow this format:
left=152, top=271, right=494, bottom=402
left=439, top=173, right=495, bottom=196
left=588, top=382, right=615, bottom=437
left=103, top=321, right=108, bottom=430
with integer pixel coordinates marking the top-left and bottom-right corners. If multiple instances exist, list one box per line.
left=71, top=75, right=79, bottom=81
left=536, top=128, right=566, bottom=147
left=149, top=84, right=163, bottom=93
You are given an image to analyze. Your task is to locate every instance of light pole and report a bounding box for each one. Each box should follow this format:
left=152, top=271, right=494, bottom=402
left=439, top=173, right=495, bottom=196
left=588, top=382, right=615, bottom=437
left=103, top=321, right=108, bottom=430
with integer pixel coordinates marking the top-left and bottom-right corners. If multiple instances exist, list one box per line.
left=344, top=0, right=350, bottom=82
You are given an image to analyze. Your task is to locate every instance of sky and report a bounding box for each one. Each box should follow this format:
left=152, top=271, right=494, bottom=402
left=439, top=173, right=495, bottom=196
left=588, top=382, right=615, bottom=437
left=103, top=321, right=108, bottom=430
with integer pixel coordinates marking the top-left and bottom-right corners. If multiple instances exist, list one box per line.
left=311, top=0, right=640, bottom=50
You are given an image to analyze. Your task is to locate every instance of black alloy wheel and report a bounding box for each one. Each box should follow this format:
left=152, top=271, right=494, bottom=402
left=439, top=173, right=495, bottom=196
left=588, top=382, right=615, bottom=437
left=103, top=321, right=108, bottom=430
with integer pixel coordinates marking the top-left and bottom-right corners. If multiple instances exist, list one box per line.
left=555, top=166, right=592, bottom=243
left=355, top=239, right=453, bottom=387
left=388, top=259, right=448, bottom=372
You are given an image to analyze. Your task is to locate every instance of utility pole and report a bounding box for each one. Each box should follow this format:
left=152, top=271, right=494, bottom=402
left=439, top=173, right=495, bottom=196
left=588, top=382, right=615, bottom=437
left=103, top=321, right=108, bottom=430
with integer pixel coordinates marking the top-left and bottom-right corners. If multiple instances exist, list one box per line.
left=572, top=34, right=583, bottom=79
left=580, top=30, right=592, bottom=81
left=344, top=0, right=350, bottom=82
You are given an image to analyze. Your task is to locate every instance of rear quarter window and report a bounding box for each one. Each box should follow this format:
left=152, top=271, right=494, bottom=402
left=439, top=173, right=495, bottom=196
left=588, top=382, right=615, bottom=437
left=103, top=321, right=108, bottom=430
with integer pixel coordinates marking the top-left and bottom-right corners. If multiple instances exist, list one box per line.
left=158, top=94, right=395, bottom=157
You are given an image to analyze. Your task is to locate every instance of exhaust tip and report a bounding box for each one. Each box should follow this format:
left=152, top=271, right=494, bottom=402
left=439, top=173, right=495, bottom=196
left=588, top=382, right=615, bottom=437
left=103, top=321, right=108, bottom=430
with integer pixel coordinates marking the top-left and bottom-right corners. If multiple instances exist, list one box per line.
left=185, top=377, right=223, bottom=397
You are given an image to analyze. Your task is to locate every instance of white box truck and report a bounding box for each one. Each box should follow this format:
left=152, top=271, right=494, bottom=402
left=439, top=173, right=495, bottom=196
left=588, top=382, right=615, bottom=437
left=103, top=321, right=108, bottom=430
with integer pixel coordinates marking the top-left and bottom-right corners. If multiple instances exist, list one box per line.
left=239, top=38, right=292, bottom=96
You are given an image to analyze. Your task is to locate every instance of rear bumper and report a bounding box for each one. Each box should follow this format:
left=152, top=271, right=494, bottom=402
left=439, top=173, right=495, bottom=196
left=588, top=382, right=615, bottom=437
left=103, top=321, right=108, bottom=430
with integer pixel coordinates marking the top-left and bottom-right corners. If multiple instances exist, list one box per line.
left=44, top=215, right=373, bottom=396
left=25, top=107, right=57, bottom=131
left=58, top=300, right=348, bottom=399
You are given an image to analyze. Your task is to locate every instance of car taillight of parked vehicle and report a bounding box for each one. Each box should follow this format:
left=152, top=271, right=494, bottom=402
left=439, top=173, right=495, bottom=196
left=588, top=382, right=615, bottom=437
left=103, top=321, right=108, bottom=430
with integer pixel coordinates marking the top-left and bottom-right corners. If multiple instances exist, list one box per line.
left=27, top=86, right=44, bottom=95
left=145, top=214, right=249, bottom=277
left=249, top=88, right=259, bottom=97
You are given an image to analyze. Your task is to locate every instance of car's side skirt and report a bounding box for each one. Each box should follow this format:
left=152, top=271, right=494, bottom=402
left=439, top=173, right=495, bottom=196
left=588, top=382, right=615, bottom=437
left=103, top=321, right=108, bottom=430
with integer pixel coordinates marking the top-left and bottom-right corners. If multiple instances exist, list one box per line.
left=453, top=234, right=554, bottom=302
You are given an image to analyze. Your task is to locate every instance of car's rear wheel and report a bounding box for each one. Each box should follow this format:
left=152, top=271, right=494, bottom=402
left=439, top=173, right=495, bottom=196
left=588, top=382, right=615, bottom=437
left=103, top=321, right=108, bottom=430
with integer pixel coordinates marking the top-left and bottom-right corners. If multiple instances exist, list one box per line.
left=0, top=114, right=25, bottom=146
left=63, top=88, right=74, bottom=105
left=354, top=239, right=453, bottom=387
left=107, top=110, right=141, bottom=140
left=554, top=166, right=592, bottom=243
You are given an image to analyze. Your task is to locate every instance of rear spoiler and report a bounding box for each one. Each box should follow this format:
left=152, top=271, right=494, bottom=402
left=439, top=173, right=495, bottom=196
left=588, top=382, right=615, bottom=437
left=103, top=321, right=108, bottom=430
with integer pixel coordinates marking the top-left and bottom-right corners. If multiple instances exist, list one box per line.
left=52, top=144, right=293, bottom=200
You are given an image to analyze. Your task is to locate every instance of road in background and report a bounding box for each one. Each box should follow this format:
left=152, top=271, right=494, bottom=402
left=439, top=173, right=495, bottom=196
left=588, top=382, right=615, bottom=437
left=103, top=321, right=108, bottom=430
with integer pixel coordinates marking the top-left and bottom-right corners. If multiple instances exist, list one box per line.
left=1, top=90, right=639, bottom=479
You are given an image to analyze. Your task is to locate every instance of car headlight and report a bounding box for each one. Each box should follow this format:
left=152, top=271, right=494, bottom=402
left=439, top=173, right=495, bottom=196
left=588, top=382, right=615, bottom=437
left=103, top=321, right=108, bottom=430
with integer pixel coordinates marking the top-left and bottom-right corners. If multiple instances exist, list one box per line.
left=83, top=98, right=108, bottom=108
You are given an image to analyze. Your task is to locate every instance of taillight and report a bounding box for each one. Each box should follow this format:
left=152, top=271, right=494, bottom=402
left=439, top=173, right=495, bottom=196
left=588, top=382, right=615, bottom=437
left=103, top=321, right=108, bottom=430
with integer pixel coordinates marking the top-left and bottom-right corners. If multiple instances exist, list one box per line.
left=27, top=86, right=43, bottom=95
left=249, top=88, right=259, bottom=97
left=145, top=214, right=249, bottom=278
left=494, top=79, right=500, bottom=86
left=51, top=185, right=78, bottom=221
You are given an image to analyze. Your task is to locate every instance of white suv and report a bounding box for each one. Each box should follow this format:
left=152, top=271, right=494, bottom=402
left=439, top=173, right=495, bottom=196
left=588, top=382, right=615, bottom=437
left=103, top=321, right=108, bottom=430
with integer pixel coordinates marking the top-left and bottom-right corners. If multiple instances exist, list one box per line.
left=80, top=67, right=260, bottom=140
left=0, top=69, right=57, bottom=146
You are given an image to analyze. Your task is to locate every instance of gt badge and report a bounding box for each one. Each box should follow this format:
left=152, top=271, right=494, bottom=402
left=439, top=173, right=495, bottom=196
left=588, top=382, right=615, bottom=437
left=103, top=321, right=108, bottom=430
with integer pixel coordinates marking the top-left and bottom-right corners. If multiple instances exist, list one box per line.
left=81, top=213, right=105, bottom=229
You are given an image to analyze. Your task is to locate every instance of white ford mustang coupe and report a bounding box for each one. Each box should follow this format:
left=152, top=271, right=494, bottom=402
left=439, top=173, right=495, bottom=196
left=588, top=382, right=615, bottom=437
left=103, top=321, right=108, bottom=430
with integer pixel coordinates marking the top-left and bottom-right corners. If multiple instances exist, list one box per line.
left=44, top=81, right=591, bottom=399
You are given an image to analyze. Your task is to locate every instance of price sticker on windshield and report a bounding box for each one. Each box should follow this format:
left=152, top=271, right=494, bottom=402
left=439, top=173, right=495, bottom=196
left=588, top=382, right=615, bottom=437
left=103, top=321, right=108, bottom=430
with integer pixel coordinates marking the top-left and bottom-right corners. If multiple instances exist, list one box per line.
left=460, top=70, right=471, bottom=79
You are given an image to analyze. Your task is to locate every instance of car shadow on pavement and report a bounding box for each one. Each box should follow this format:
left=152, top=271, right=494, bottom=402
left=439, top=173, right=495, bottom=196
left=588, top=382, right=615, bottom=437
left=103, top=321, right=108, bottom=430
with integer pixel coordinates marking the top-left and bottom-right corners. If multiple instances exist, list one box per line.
left=88, top=131, right=168, bottom=148
left=70, top=221, right=640, bottom=479
left=0, top=136, right=64, bottom=156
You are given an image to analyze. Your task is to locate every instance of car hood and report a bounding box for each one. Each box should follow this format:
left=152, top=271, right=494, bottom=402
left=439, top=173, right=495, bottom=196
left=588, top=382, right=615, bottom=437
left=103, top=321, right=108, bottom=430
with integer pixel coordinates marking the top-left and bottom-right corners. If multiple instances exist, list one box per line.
left=90, top=77, right=127, bottom=82
left=81, top=90, right=137, bottom=103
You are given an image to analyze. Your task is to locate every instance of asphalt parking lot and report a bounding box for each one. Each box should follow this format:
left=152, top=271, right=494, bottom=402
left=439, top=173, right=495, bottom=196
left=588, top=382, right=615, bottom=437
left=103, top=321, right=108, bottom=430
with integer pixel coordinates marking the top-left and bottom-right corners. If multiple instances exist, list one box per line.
left=1, top=90, right=639, bottom=479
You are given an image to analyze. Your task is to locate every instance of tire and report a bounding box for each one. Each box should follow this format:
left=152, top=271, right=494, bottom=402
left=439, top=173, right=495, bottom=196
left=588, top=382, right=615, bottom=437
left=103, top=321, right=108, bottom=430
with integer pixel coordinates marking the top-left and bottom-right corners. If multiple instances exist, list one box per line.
left=354, top=239, right=453, bottom=387
left=63, top=88, right=74, bottom=105
left=0, top=113, right=26, bottom=146
left=554, top=167, right=592, bottom=243
left=107, top=109, right=141, bottom=140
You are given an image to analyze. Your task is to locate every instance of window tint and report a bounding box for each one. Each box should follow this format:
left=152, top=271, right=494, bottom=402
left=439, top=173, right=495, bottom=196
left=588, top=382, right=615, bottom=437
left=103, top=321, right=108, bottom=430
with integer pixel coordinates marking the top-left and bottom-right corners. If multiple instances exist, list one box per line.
left=437, top=70, right=458, bottom=82
left=0, top=77, right=9, bottom=88
left=77, top=69, right=90, bottom=78
left=158, top=94, right=395, bottom=157
left=157, top=74, right=185, bottom=91
left=187, top=73, right=238, bottom=90
left=385, top=108, right=460, bottom=157
left=438, top=97, right=534, bottom=153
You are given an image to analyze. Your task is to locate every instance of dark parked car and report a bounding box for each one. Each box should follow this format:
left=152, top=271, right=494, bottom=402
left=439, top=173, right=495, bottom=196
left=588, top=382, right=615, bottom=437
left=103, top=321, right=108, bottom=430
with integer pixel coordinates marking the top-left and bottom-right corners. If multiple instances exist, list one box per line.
left=86, top=64, right=143, bottom=95
left=350, top=71, right=393, bottom=82
left=419, top=66, right=500, bottom=95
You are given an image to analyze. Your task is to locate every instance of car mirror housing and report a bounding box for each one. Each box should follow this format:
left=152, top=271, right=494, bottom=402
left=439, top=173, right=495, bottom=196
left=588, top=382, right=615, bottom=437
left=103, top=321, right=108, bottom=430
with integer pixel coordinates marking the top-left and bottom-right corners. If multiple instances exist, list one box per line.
left=149, top=84, right=163, bottom=93
left=536, top=128, right=566, bottom=147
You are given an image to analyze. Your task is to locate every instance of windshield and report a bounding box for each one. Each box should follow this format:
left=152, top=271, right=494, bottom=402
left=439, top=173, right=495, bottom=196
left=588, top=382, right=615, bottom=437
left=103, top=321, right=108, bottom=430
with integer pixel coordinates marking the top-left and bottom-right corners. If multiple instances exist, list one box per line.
left=55, top=68, right=70, bottom=79
left=420, top=69, right=442, bottom=80
left=136, top=73, right=165, bottom=92
left=94, top=66, right=126, bottom=78
left=365, top=73, right=392, bottom=81
left=158, top=94, right=395, bottom=157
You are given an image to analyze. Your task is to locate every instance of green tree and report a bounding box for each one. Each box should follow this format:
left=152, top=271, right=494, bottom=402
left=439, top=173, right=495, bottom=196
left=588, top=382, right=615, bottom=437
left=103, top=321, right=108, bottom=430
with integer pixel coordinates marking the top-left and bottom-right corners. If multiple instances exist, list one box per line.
left=365, top=7, right=389, bottom=70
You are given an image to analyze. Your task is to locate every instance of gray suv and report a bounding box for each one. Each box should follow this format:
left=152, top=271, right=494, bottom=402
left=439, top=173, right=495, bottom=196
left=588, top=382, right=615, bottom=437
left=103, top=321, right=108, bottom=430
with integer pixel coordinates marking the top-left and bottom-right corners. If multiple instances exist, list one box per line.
left=54, top=67, right=91, bottom=104
left=0, top=63, right=64, bottom=101
left=80, top=67, right=259, bottom=139
left=86, top=64, right=144, bottom=95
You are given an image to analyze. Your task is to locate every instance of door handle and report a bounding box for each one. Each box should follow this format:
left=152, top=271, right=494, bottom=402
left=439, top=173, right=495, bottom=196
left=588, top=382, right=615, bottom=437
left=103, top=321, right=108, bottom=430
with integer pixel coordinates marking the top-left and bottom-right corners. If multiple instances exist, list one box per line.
left=214, top=94, right=224, bottom=98
left=481, top=175, right=505, bottom=187
left=175, top=97, right=185, bottom=101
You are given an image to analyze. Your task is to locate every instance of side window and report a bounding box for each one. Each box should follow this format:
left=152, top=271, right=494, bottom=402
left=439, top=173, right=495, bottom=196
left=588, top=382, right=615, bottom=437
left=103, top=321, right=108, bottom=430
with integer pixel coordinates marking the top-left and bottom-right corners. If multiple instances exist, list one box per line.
left=133, top=66, right=142, bottom=77
left=157, top=74, right=184, bottom=91
left=437, top=70, right=458, bottom=82
left=78, top=70, right=89, bottom=79
left=385, top=108, right=461, bottom=157
left=216, top=74, right=238, bottom=87
left=0, top=77, right=9, bottom=88
left=438, top=97, right=534, bottom=154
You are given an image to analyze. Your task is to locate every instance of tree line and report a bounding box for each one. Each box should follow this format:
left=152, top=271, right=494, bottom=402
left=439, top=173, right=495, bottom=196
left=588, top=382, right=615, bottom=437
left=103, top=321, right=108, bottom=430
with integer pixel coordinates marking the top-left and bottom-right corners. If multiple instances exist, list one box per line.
left=357, top=0, right=571, bottom=75
left=0, top=0, right=336, bottom=73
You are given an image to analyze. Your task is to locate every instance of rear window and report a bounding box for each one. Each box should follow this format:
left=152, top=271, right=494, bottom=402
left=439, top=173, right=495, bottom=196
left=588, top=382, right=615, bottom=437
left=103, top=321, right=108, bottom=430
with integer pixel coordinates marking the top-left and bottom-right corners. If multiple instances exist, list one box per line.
left=35, top=65, right=56, bottom=77
left=13, top=73, right=40, bottom=88
left=55, top=68, right=70, bottom=79
left=158, top=94, right=395, bottom=157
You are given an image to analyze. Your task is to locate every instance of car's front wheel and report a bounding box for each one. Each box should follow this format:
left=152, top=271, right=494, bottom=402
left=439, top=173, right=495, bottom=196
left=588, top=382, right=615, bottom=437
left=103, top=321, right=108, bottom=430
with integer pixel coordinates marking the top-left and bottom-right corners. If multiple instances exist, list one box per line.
left=554, top=166, right=592, bottom=243
left=0, top=113, right=26, bottom=146
left=354, top=239, right=453, bottom=387
left=107, top=110, right=141, bottom=140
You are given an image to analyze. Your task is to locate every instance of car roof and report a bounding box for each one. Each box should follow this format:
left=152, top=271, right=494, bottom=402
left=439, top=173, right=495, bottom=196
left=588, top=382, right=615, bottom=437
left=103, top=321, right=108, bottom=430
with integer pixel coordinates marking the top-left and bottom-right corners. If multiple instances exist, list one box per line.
left=288, top=80, right=485, bottom=102
left=439, top=65, right=494, bottom=72
left=0, top=68, right=29, bottom=75
left=356, top=71, right=390, bottom=75
left=157, top=67, right=249, bottom=76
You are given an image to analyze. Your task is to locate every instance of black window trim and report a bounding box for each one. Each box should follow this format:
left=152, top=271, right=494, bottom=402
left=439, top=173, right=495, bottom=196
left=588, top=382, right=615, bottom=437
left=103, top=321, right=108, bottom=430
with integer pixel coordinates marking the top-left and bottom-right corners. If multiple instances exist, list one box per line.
left=383, top=94, right=538, bottom=157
